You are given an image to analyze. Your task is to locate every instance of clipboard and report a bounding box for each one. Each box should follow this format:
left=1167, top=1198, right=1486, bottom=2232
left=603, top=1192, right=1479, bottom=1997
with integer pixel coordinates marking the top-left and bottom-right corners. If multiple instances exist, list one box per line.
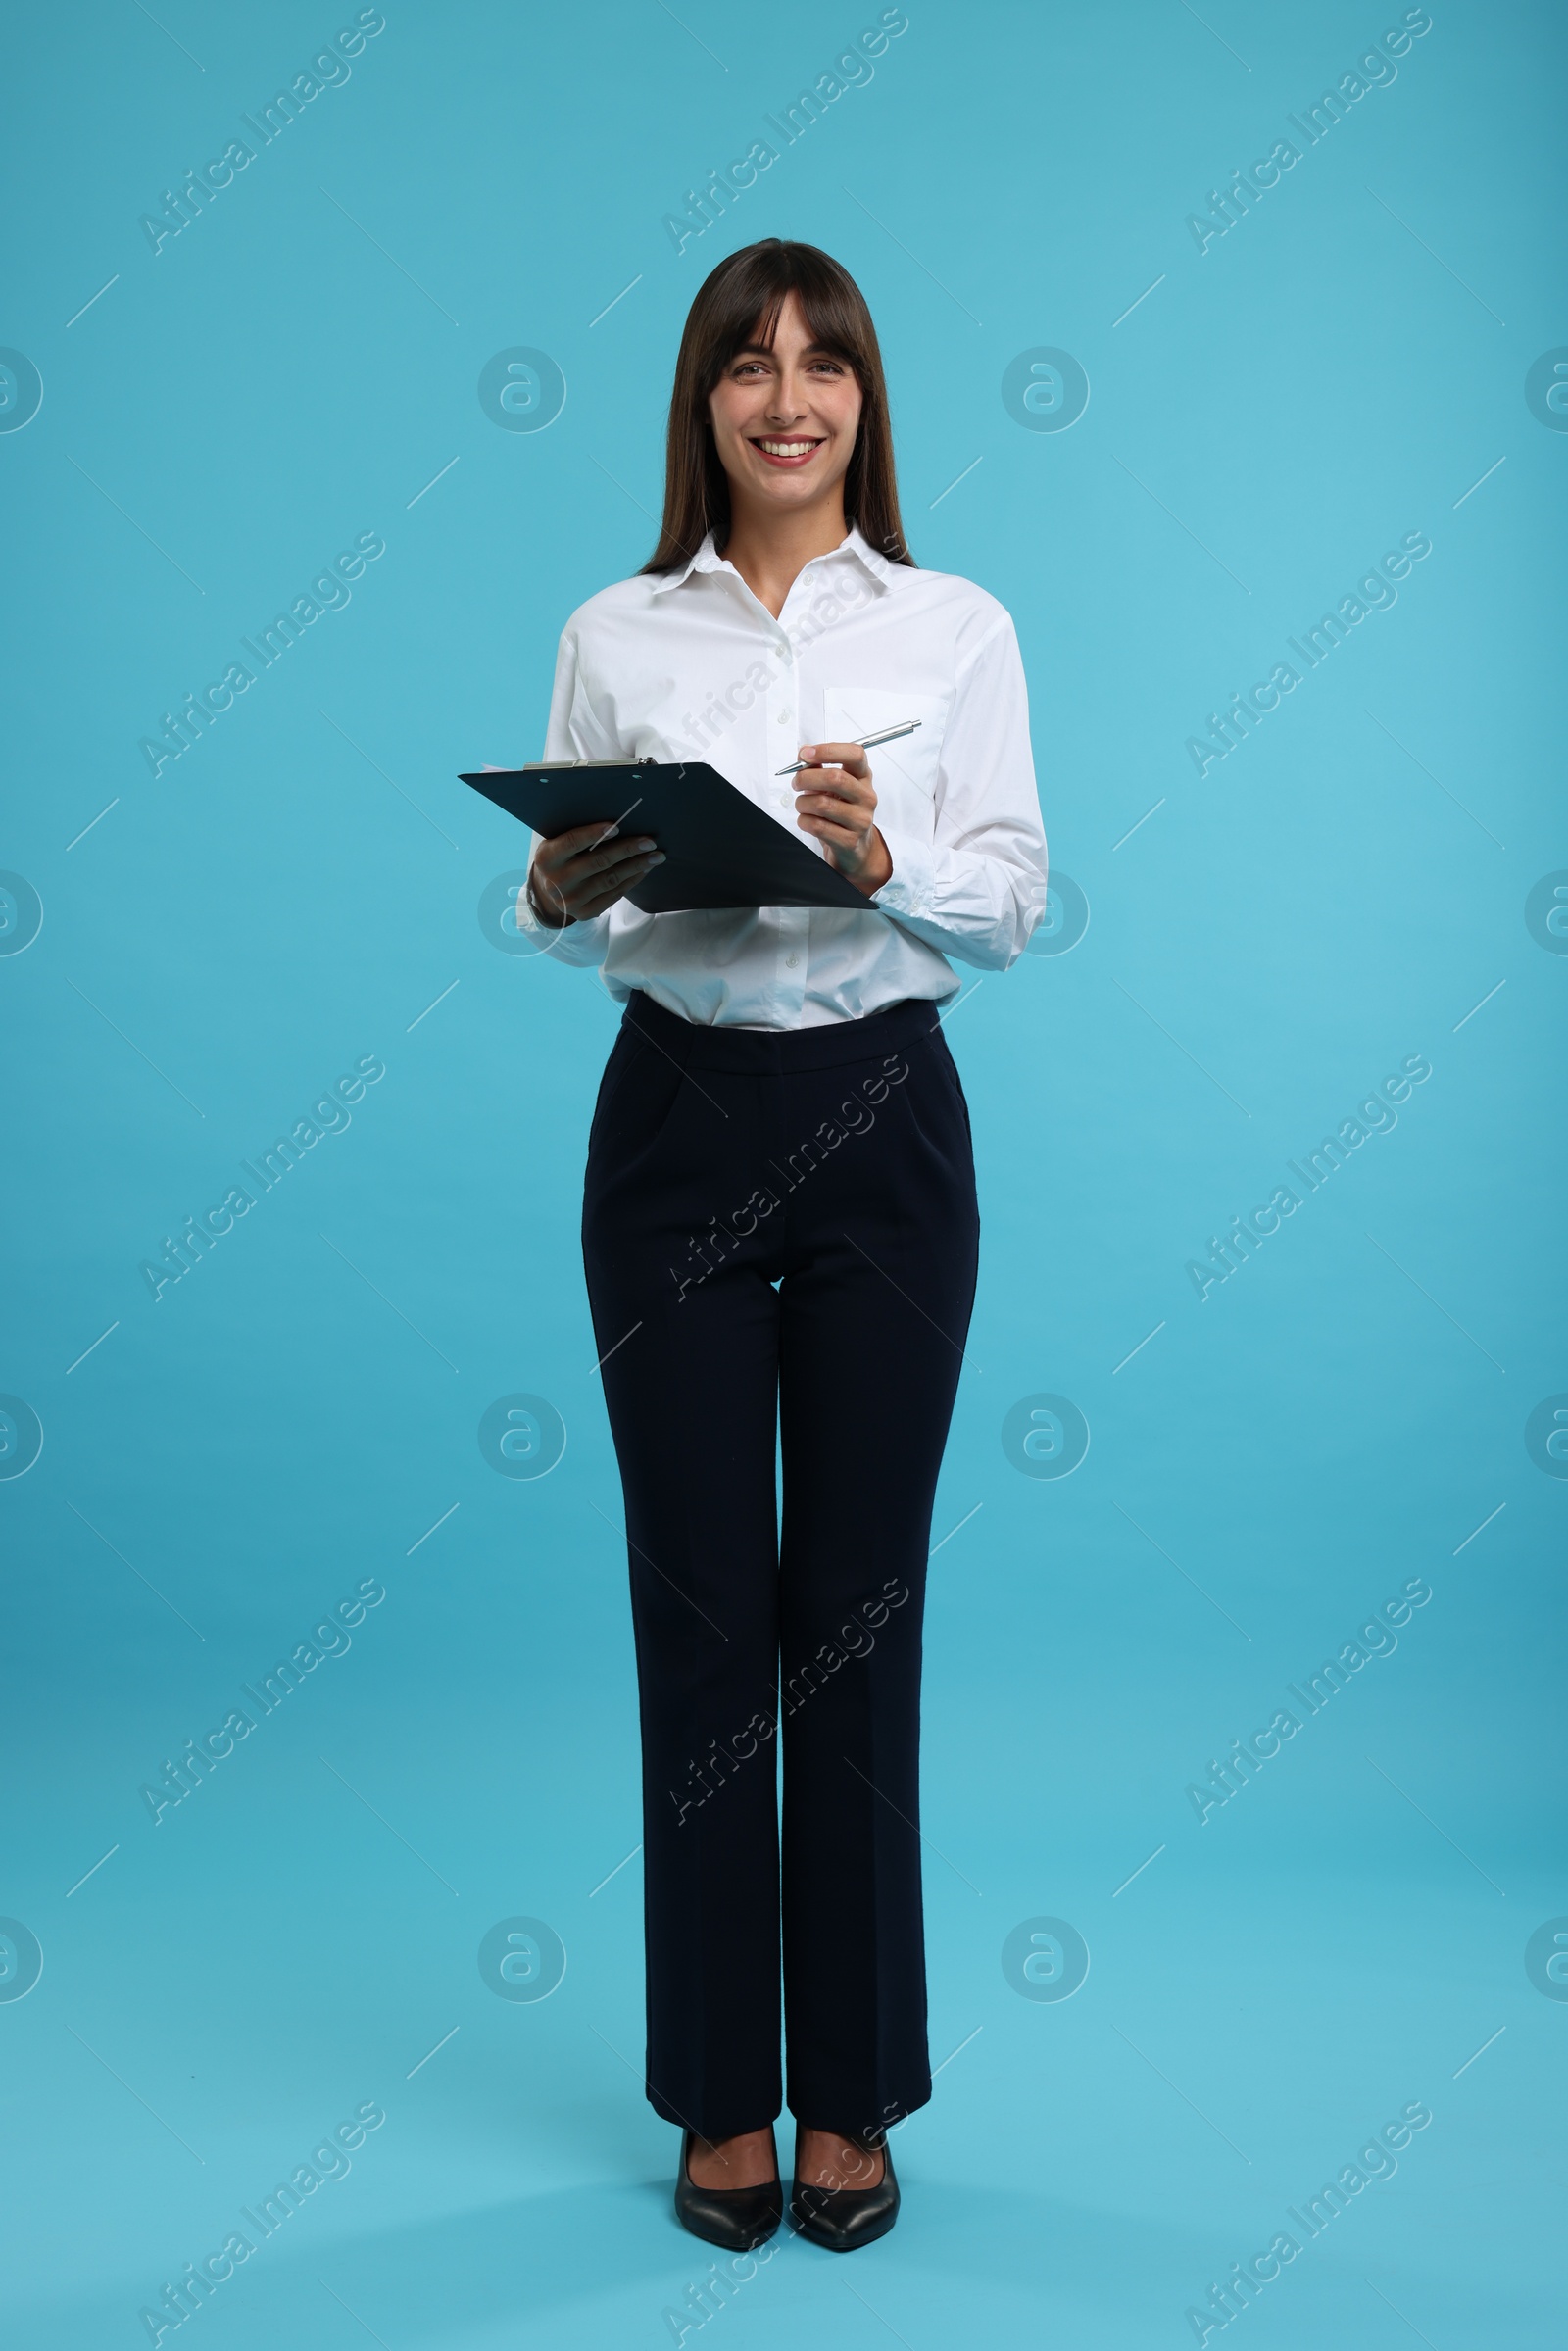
left=459, top=759, right=878, bottom=915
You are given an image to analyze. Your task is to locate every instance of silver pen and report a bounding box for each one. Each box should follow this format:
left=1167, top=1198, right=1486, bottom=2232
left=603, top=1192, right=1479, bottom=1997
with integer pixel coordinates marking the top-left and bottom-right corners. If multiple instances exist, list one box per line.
left=774, top=719, right=921, bottom=777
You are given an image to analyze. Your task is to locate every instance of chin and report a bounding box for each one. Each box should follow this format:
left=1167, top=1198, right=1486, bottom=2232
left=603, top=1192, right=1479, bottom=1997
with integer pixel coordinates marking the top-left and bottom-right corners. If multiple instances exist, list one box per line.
left=756, top=468, right=838, bottom=502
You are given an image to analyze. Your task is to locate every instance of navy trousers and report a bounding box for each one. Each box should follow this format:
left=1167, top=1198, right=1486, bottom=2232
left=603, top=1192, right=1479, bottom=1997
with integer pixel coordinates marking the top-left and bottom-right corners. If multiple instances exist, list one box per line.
left=581, top=990, right=980, bottom=2144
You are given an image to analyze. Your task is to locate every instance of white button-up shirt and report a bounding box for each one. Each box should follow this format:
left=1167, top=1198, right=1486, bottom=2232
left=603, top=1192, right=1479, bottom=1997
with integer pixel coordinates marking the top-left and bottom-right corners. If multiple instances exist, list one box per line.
left=519, top=526, right=1047, bottom=1029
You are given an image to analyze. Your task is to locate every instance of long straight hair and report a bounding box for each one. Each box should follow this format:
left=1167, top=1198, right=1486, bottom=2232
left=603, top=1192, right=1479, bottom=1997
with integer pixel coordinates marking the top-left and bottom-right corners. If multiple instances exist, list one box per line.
left=643, top=239, right=912, bottom=573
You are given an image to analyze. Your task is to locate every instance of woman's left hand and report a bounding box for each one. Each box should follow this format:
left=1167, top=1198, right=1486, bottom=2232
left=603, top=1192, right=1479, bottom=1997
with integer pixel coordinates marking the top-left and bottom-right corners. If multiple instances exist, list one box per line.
left=792, top=743, right=893, bottom=896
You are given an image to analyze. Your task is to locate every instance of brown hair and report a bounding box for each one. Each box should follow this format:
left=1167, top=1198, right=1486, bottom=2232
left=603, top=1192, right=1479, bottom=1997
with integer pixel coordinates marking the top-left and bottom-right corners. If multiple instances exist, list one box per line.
left=643, top=239, right=912, bottom=573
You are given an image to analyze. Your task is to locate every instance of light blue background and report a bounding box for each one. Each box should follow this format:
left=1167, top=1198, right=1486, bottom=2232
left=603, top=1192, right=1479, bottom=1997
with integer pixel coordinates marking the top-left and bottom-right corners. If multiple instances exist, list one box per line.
left=2, top=2, right=1564, bottom=2344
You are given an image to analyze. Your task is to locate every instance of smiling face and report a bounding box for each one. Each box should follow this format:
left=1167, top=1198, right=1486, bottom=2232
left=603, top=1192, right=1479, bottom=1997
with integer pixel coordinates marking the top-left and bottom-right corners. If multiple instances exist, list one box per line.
left=707, top=289, right=864, bottom=527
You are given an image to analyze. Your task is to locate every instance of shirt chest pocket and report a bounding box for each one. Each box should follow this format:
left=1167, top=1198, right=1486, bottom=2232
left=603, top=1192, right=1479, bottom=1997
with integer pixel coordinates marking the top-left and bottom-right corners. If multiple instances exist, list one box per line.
left=820, top=685, right=951, bottom=847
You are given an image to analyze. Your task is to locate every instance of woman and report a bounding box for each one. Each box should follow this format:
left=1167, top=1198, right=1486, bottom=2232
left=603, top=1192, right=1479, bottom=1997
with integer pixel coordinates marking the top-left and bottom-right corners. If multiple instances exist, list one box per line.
left=519, top=239, right=1046, bottom=2251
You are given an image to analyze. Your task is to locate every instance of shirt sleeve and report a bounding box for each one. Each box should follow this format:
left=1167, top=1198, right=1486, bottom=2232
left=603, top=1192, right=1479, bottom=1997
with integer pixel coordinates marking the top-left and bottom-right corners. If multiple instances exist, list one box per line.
left=868, top=612, right=1048, bottom=970
left=511, top=624, right=613, bottom=965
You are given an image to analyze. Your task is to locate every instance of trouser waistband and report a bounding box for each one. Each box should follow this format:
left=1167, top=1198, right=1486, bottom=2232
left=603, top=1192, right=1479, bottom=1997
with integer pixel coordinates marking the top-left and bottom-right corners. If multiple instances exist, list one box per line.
left=620, top=990, right=945, bottom=1075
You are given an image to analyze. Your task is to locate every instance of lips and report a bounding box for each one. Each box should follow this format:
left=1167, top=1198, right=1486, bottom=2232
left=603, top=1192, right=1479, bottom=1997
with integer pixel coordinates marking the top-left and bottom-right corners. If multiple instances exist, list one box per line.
left=750, top=436, right=824, bottom=467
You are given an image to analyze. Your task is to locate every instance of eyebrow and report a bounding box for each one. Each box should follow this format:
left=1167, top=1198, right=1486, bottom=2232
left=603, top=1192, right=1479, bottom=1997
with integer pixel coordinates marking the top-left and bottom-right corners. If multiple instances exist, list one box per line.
left=730, top=341, right=842, bottom=363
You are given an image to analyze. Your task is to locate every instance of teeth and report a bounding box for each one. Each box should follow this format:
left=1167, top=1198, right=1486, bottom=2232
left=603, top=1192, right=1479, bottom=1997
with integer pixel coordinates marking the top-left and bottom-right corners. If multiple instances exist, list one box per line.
left=759, top=440, right=817, bottom=456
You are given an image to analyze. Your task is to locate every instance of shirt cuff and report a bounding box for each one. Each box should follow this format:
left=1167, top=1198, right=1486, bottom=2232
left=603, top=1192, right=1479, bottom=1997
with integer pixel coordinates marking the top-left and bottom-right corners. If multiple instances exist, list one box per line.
left=869, top=822, right=938, bottom=920
left=510, top=856, right=612, bottom=965
left=513, top=864, right=565, bottom=940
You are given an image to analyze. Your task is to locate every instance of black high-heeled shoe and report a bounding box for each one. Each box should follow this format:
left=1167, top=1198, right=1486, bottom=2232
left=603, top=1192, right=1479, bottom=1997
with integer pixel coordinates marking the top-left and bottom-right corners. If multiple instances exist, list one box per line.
left=673, top=2128, right=783, bottom=2251
left=789, top=2134, right=900, bottom=2252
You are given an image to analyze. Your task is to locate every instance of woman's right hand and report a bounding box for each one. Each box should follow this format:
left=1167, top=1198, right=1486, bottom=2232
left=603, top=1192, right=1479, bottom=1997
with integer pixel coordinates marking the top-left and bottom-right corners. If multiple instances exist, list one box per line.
left=526, top=823, right=663, bottom=927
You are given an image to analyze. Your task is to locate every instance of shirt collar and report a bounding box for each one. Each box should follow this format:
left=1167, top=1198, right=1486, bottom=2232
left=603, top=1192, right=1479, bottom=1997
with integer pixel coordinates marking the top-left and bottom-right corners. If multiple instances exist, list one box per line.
left=648, top=523, right=896, bottom=596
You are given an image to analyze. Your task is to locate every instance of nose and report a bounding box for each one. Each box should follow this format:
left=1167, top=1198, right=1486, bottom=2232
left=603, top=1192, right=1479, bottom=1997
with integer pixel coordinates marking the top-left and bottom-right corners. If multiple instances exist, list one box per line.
left=765, top=373, right=808, bottom=423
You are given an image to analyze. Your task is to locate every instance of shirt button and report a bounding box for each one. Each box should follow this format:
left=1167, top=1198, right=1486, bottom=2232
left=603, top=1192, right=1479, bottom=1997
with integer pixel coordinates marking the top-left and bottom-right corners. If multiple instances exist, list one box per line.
left=785, top=954, right=800, bottom=968
left=775, top=710, right=789, bottom=725
left=777, top=791, right=793, bottom=809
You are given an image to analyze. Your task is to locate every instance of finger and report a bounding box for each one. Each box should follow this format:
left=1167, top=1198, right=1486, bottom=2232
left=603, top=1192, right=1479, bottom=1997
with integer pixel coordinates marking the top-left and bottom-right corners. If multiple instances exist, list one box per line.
left=795, top=816, right=865, bottom=854
left=795, top=784, right=867, bottom=816
left=796, top=778, right=870, bottom=810
left=540, top=837, right=658, bottom=904
left=541, top=818, right=630, bottom=858
left=797, top=742, right=870, bottom=778
left=540, top=828, right=647, bottom=875
left=567, top=852, right=662, bottom=911
left=566, top=835, right=660, bottom=882
left=796, top=791, right=872, bottom=830
left=798, top=764, right=866, bottom=797
left=795, top=761, right=868, bottom=787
